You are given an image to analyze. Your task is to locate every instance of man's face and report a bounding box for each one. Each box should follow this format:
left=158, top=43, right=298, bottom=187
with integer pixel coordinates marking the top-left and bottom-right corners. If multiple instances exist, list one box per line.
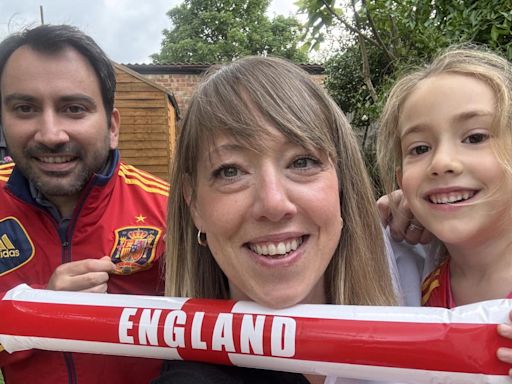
left=0, top=45, right=119, bottom=204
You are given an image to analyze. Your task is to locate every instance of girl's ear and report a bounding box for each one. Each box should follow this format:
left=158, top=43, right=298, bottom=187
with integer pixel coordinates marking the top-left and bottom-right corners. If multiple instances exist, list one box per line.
left=395, top=167, right=403, bottom=189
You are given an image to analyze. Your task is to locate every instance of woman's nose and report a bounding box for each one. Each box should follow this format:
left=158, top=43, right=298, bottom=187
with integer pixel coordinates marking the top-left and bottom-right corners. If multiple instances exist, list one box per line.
left=251, top=167, right=297, bottom=222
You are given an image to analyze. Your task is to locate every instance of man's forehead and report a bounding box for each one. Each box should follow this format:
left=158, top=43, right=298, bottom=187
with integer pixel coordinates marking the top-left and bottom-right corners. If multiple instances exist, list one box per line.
left=1, top=45, right=101, bottom=102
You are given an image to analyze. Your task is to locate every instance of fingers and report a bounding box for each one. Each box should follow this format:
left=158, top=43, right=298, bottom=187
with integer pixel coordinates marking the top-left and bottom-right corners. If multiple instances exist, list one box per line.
left=377, top=190, right=412, bottom=242
left=402, top=220, right=424, bottom=244
left=498, top=323, right=512, bottom=338
left=497, top=346, right=512, bottom=375
left=378, top=190, right=435, bottom=245
left=47, top=258, right=115, bottom=292
left=418, top=229, right=434, bottom=244
left=376, top=195, right=392, bottom=227
left=497, top=320, right=512, bottom=376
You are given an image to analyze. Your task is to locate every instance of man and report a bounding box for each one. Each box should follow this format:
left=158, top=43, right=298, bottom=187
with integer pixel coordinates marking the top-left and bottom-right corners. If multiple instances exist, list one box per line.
left=0, top=25, right=169, bottom=383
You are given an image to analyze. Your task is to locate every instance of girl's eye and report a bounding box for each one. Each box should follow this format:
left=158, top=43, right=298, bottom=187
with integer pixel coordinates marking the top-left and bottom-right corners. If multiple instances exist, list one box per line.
left=463, top=133, right=489, bottom=144
left=290, top=156, right=320, bottom=169
left=410, top=145, right=430, bottom=155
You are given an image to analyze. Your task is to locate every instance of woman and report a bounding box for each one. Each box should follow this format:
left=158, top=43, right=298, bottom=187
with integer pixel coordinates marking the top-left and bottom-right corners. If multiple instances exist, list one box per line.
left=155, top=56, right=397, bottom=383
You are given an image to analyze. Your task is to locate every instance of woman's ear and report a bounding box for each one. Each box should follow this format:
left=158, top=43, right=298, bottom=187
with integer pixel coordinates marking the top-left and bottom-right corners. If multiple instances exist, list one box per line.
left=183, top=175, right=193, bottom=207
left=183, top=175, right=204, bottom=230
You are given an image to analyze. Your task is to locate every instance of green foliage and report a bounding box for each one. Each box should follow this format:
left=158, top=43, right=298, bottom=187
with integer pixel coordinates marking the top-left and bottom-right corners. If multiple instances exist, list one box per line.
left=298, top=0, right=512, bottom=192
left=152, top=0, right=308, bottom=63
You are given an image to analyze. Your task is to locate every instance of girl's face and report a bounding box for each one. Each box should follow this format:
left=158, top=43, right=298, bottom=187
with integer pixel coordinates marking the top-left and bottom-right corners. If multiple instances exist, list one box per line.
left=188, top=123, right=342, bottom=309
left=398, top=73, right=512, bottom=248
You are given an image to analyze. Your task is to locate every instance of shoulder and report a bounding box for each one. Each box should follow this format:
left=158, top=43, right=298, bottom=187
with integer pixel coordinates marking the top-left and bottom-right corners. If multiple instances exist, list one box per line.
left=421, top=259, right=449, bottom=306
left=117, top=162, right=169, bottom=198
left=0, top=162, right=14, bottom=186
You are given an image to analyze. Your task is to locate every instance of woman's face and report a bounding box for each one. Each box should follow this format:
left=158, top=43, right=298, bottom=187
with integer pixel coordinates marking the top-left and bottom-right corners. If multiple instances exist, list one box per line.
left=188, top=122, right=342, bottom=308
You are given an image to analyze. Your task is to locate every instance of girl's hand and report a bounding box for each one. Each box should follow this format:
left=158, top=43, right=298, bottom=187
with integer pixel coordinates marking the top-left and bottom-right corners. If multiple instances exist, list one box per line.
left=497, top=311, right=512, bottom=376
left=377, top=190, right=433, bottom=245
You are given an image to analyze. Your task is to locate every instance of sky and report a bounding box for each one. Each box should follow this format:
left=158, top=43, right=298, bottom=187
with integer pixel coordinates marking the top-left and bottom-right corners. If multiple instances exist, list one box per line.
left=0, top=0, right=301, bottom=64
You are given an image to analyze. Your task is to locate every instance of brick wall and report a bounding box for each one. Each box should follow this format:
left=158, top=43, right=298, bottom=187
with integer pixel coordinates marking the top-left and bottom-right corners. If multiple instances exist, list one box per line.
left=143, top=73, right=203, bottom=118
left=128, top=64, right=325, bottom=118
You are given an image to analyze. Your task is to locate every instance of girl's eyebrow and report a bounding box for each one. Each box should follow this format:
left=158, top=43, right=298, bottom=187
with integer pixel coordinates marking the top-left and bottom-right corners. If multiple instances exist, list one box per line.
left=400, top=109, right=494, bottom=139
left=400, top=124, right=427, bottom=139
left=452, top=109, right=494, bottom=123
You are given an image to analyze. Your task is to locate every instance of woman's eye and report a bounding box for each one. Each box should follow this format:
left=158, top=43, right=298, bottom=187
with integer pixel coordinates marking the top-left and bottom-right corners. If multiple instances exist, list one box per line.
left=213, top=165, right=242, bottom=179
left=410, top=145, right=430, bottom=155
left=221, top=167, right=239, bottom=178
left=463, top=133, right=488, bottom=144
left=290, top=156, right=319, bottom=169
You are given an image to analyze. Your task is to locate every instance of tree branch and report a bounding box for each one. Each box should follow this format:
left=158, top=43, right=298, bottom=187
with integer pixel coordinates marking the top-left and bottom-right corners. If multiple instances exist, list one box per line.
left=319, top=0, right=379, bottom=47
left=350, top=0, right=378, bottom=104
left=361, top=0, right=396, bottom=62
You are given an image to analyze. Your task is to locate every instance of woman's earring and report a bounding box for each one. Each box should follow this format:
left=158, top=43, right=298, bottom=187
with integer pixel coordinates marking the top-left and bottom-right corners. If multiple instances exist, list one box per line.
left=197, top=230, right=207, bottom=246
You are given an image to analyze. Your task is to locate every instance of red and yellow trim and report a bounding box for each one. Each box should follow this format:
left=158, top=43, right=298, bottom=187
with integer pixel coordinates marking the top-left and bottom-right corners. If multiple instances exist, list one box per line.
left=118, top=164, right=169, bottom=197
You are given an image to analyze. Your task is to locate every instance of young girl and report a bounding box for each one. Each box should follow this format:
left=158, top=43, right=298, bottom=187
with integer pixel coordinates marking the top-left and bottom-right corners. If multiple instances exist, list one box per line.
left=377, top=45, right=512, bottom=367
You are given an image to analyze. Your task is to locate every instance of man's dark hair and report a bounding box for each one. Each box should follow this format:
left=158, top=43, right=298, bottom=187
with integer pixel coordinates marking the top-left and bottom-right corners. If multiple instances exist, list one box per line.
left=0, top=24, right=116, bottom=120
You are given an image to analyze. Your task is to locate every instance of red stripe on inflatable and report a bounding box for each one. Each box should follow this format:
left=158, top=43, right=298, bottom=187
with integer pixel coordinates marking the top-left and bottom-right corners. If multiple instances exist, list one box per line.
left=0, top=300, right=124, bottom=343
left=177, top=299, right=237, bottom=366
left=0, top=298, right=510, bottom=375
left=292, top=317, right=508, bottom=374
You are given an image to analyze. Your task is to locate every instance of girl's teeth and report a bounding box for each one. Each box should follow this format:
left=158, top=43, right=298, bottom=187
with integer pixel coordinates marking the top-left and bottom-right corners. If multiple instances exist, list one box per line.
left=430, top=191, right=475, bottom=204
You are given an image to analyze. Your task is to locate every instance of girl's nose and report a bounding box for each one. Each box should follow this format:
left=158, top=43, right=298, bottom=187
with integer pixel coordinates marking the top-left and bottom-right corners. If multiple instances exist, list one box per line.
left=429, top=144, right=463, bottom=177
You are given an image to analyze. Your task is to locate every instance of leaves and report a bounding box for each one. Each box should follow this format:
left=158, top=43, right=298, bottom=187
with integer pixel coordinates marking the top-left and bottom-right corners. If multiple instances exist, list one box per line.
left=152, top=0, right=308, bottom=63
left=300, top=0, right=512, bottom=191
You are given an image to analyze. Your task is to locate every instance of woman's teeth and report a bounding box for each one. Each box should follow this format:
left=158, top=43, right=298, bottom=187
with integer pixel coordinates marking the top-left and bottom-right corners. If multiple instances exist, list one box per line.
left=249, top=237, right=303, bottom=257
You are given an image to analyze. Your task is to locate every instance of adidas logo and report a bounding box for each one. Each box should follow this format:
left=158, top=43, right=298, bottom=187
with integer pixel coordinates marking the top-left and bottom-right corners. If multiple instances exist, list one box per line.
left=0, top=234, right=20, bottom=258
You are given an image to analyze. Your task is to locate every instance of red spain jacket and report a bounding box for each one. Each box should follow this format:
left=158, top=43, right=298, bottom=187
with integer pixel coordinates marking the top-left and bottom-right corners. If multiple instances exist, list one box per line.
left=0, top=150, right=168, bottom=384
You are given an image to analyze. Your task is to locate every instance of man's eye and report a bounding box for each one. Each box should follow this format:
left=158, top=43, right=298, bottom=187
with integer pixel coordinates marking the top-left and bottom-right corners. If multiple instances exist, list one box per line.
left=463, top=133, right=488, bottom=144
left=65, top=105, right=86, bottom=114
left=15, top=105, right=33, bottom=113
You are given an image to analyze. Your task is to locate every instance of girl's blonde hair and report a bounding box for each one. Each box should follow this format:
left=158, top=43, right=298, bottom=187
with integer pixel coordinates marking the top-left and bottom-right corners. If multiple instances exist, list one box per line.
left=166, top=56, right=396, bottom=306
left=377, top=45, right=512, bottom=197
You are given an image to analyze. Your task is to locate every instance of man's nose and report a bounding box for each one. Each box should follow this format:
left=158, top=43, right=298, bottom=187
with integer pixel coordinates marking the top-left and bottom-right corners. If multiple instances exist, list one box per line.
left=33, top=111, right=70, bottom=148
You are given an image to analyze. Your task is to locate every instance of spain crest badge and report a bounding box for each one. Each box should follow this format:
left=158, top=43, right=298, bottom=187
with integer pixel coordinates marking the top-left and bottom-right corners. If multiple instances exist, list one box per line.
left=110, top=226, right=161, bottom=275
